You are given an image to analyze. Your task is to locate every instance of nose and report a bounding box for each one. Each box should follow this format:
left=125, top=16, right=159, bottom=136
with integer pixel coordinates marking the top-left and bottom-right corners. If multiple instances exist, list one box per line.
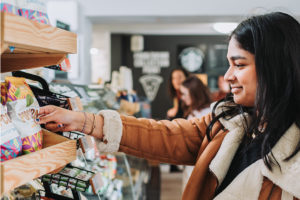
left=224, top=66, right=235, bottom=82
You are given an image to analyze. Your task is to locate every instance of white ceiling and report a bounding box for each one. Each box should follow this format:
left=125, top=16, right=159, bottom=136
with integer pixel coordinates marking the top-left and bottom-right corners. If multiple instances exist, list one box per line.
left=84, top=0, right=300, bottom=18
left=84, top=0, right=300, bottom=35
left=47, top=0, right=300, bottom=35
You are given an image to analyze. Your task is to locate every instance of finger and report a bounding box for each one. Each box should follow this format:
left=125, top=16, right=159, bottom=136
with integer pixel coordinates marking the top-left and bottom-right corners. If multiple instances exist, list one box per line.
left=38, top=112, right=57, bottom=124
left=45, top=122, right=64, bottom=132
left=38, top=105, right=58, bottom=117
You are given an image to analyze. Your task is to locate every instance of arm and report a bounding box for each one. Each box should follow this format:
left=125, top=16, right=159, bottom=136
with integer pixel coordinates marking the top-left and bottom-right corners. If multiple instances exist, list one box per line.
left=38, top=106, right=215, bottom=165
left=167, top=98, right=179, bottom=118
left=96, top=110, right=214, bottom=165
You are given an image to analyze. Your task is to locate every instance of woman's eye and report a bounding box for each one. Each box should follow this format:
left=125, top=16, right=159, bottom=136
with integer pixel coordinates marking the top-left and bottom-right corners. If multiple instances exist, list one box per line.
left=236, top=64, right=245, bottom=67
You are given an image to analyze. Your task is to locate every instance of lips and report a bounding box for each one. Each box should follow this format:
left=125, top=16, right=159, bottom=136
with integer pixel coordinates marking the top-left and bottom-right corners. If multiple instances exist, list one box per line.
left=231, top=86, right=243, bottom=93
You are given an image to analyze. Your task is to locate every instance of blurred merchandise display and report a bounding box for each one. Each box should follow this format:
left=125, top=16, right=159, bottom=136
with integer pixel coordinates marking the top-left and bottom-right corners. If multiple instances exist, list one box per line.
left=1, top=74, right=151, bottom=200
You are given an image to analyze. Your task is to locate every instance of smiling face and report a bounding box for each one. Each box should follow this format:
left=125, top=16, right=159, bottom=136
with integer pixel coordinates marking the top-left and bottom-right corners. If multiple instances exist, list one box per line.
left=224, top=37, right=257, bottom=107
left=180, top=85, right=192, bottom=106
left=172, top=70, right=186, bottom=90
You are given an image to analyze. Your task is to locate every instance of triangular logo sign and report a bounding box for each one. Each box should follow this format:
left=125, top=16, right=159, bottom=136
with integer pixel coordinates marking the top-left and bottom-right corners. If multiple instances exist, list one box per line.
left=139, top=75, right=163, bottom=102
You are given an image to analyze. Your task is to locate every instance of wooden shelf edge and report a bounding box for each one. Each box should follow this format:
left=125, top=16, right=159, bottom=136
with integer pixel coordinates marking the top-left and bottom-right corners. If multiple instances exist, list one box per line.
left=1, top=53, right=66, bottom=73
left=0, top=130, right=77, bottom=196
left=1, top=12, right=77, bottom=55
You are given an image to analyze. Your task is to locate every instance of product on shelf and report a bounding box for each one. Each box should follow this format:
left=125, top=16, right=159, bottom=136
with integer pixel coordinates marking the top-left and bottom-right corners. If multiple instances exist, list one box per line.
left=78, top=135, right=95, bottom=153
left=16, top=0, right=50, bottom=24
left=0, top=102, right=22, bottom=162
left=67, top=97, right=83, bottom=111
left=5, top=77, right=43, bottom=154
left=9, top=183, right=38, bottom=199
left=42, top=165, right=96, bottom=194
left=89, top=172, right=104, bottom=194
left=0, top=0, right=18, bottom=15
left=50, top=184, right=74, bottom=198
left=0, top=0, right=50, bottom=24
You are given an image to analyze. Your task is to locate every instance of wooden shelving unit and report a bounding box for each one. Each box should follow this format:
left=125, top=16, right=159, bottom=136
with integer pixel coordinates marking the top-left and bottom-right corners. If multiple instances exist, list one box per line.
left=0, top=12, right=78, bottom=196
left=1, top=12, right=77, bottom=72
left=0, top=130, right=77, bottom=195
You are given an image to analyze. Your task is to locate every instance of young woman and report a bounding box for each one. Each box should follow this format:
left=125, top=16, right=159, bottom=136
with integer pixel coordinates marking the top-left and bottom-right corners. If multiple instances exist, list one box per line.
left=166, top=68, right=189, bottom=119
left=38, top=12, right=300, bottom=199
left=180, top=75, right=212, bottom=119
left=179, top=75, right=212, bottom=192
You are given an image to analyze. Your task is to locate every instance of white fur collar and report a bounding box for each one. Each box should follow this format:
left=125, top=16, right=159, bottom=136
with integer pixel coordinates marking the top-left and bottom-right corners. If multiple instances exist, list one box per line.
left=209, top=101, right=300, bottom=198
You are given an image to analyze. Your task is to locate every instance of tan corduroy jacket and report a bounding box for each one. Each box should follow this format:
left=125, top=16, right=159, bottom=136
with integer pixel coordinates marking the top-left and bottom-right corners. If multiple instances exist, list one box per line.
left=97, top=102, right=300, bottom=200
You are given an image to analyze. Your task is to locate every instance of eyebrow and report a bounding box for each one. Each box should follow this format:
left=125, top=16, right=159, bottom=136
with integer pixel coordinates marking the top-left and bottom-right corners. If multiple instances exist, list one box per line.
left=229, top=56, right=247, bottom=61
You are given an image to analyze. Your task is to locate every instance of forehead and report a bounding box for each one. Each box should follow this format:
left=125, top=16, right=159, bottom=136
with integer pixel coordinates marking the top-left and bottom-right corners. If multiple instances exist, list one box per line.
left=173, top=70, right=184, bottom=76
left=227, top=37, right=253, bottom=59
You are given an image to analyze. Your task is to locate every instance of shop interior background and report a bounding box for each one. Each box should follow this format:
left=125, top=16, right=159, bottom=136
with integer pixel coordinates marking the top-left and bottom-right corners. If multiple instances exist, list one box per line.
left=43, top=0, right=300, bottom=119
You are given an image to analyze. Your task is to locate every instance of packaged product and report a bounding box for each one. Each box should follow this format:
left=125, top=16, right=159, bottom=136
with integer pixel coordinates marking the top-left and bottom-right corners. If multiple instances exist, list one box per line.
left=16, top=0, right=50, bottom=24
left=50, top=185, right=74, bottom=199
left=0, top=85, right=22, bottom=161
left=5, top=77, right=43, bottom=154
left=10, top=184, right=37, bottom=199
left=1, top=82, right=8, bottom=106
left=75, top=171, right=94, bottom=181
left=0, top=0, right=18, bottom=15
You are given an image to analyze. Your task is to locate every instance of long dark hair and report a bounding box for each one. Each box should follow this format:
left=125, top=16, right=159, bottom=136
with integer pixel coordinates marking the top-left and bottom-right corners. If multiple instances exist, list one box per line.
left=168, top=68, right=190, bottom=98
left=181, top=76, right=212, bottom=118
left=207, top=12, right=300, bottom=170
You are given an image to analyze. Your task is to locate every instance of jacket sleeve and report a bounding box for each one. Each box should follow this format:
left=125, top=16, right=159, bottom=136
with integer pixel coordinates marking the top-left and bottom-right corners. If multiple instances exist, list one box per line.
left=97, top=110, right=215, bottom=165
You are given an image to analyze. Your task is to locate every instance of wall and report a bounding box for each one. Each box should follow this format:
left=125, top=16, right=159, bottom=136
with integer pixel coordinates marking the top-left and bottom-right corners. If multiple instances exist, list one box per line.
left=46, top=0, right=92, bottom=85
left=111, top=34, right=228, bottom=119
left=84, top=0, right=300, bottom=18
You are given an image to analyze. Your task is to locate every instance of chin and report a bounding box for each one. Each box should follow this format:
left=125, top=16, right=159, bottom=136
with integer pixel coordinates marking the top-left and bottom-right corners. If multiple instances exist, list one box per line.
left=233, top=95, right=246, bottom=106
left=233, top=96, right=254, bottom=107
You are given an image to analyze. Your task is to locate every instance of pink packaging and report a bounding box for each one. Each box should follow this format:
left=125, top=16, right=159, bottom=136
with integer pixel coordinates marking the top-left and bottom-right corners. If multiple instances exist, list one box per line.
left=0, top=84, right=22, bottom=162
left=5, top=77, right=43, bottom=154
left=0, top=0, right=18, bottom=15
left=16, top=0, right=50, bottom=24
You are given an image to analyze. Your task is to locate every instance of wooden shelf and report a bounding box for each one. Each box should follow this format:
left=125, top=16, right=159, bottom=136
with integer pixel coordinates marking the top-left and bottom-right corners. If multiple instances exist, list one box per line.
left=0, top=129, right=77, bottom=196
left=1, top=12, right=77, bottom=72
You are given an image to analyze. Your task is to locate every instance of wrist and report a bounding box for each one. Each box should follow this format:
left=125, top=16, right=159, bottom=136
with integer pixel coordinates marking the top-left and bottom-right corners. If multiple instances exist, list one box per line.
left=75, top=111, right=86, bottom=132
left=84, top=113, right=95, bottom=135
left=88, top=114, right=104, bottom=140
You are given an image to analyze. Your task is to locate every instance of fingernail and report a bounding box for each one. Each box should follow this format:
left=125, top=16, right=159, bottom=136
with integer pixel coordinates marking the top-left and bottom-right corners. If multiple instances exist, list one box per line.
left=35, top=118, right=40, bottom=122
left=58, top=123, right=63, bottom=128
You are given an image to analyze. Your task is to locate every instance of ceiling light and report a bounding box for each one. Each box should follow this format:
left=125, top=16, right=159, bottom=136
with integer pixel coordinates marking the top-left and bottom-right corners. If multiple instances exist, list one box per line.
left=90, top=48, right=99, bottom=55
left=213, top=23, right=238, bottom=34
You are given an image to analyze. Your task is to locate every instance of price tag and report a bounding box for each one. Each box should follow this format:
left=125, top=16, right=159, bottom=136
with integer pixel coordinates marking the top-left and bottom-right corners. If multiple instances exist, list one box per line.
left=90, top=172, right=104, bottom=194
left=78, top=135, right=94, bottom=153
left=67, top=97, right=83, bottom=111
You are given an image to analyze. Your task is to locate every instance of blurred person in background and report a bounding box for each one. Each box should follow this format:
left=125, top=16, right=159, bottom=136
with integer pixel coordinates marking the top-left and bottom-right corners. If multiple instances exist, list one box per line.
left=166, top=68, right=189, bottom=120
left=180, top=75, right=212, bottom=192
left=166, top=68, right=190, bottom=172
left=180, top=75, right=212, bottom=119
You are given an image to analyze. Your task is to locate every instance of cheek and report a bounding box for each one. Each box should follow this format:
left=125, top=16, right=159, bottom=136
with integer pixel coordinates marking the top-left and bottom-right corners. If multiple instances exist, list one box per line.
left=173, top=81, right=179, bottom=89
left=244, top=75, right=257, bottom=95
left=186, top=97, right=192, bottom=105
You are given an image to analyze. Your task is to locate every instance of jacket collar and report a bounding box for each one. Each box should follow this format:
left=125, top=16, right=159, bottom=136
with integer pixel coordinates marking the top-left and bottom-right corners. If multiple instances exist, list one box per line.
left=209, top=101, right=300, bottom=198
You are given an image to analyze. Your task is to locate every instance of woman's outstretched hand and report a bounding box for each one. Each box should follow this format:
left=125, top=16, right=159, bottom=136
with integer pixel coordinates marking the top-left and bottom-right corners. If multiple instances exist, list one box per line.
left=37, top=105, right=84, bottom=133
